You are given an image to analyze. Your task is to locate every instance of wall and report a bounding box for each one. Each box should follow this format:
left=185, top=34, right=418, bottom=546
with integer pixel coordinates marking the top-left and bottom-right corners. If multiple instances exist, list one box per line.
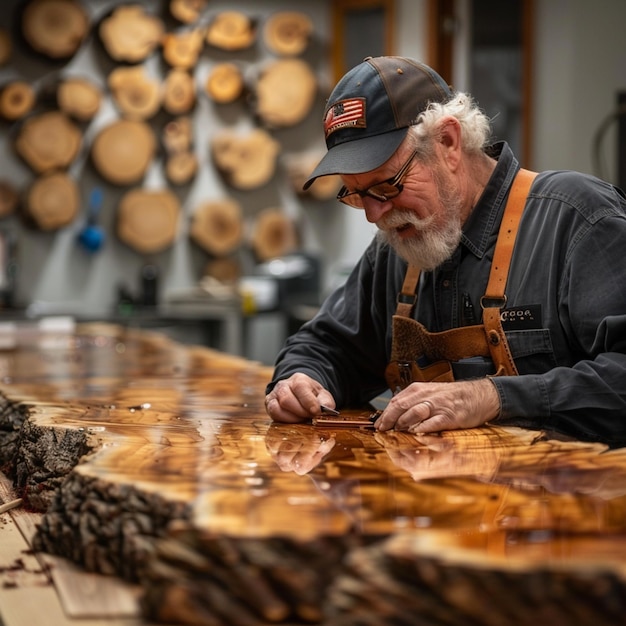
left=1, top=0, right=625, bottom=363
left=338, top=0, right=626, bottom=276
left=0, top=0, right=345, bottom=317
left=531, top=0, right=626, bottom=180
left=357, top=0, right=626, bottom=260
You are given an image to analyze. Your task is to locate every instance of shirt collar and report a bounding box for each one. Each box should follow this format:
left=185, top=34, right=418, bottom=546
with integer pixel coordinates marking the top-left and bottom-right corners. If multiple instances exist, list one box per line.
left=461, top=141, right=519, bottom=259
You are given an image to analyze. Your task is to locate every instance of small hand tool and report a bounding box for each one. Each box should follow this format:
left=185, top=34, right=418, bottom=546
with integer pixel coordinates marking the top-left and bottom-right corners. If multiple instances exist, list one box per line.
left=313, top=405, right=380, bottom=428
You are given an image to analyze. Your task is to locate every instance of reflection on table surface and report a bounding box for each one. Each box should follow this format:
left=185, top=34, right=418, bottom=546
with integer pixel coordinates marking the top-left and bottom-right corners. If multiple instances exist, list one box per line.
left=2, top=322, right=626, bottom=625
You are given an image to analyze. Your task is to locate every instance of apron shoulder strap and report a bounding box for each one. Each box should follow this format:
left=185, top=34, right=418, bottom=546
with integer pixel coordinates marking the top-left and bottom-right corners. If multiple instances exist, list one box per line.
left=395, top=264, right=421, bottom=317
left=386, top=167, right=538, bottom=386
left=481, top=168, right=538, bottom=376
left=482, top=168, right=538, bottom=307
left=395, top=168, right=538, bottom=319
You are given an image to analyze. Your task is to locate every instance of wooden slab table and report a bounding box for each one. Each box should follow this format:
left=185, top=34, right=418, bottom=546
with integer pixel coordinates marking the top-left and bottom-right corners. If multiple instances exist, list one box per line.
left=1, top=322, right=626, bottom=626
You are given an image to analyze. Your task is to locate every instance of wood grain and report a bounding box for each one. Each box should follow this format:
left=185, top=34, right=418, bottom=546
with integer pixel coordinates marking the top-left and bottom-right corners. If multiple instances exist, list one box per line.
left=1, top=323, right=625, bottom=625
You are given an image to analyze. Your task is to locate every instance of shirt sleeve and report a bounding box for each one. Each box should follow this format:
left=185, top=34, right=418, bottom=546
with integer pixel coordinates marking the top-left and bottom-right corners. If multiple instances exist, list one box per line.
left=492, top=211, right=626, bottom=445
left=267, top=238, right=397, bottom=407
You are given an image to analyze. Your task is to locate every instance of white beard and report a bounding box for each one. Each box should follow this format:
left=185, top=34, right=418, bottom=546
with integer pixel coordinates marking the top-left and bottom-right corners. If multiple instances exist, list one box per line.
left=377, top=167, right=464, bottom=270
left=378, top=205, right=462, bottom=270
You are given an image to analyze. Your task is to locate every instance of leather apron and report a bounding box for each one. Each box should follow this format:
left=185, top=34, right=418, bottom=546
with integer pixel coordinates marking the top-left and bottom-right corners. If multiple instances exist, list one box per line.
left=385, top=168, right=538, bottom=391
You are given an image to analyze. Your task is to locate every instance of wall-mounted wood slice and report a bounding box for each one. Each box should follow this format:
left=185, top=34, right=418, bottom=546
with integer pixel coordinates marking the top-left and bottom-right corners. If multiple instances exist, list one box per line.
left=190, top=199, right=243, bottom=257
left=162, top=28, right=205, bottom=69
left=165, top=151, right=198, bottom=186
left=117, top=188, right=180, bottom=254
left=286, top=153, right=342, bottom=200
left=108, top=65, right=162, bottom=121
left=169, top=0, right=208, bottom=24
left=263, top=11, right=313, bottom=57
left=162, top=68, right=196, bottom=115
left=14, top=111, right=82, bottom=173
left=23, top=171, right=79, bottom=230
left=91, top=119, right=156, bottom=186
left=162, top=116, right=192, bottom=154
left=205, top=62, right=245, bottom=104
left=211, top=128, right=280, bottom=190
left=20, top=0, right=89, bottom=60
left=303, top=173, right=342, bottom=201
left=99, top=4, right=164, bottom=64
left=57, top=77, right=103, bottom=121
left=0, top=81, right=36, bottom=121
left=251, top=207, right=298, bottom=261
left=254, top=58, right=317, bottom=128
left=205, top=11, right=257, bottom=51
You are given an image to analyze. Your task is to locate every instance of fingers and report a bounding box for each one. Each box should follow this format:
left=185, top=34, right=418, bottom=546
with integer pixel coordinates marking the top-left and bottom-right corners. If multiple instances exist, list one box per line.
left=408, top=410, right=456, bottom=434
left=374, top=392, right=432, bottom=431
left=375, top=379, right=498, bottom=434
left=265, top=373, right=336, bottom=423
left=266, top=376, right=499, bottom=433
left=394, top=400, right=436, bottom=431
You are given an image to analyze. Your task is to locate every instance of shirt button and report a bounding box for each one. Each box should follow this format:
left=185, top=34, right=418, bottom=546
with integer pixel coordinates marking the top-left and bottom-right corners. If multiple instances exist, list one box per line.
left=442, top=279, right=451, bottom=288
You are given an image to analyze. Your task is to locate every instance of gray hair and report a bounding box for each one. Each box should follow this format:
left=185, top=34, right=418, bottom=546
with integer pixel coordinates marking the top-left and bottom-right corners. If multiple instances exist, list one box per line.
left=407, top=92, right=492, bottom=160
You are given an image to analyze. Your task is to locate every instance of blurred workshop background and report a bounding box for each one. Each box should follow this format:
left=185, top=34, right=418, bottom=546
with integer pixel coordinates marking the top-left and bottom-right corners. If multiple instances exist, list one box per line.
left=0, top=0, right=624, bottom=364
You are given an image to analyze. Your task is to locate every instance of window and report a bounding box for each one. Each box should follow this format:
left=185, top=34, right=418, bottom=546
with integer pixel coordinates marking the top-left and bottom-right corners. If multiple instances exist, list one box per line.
left=332, top=0, right=396, bottom=81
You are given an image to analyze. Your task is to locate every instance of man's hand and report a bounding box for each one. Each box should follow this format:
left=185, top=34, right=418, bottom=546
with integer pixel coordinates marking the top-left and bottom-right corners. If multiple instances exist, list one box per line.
left=374, top=378, right=501, bottom=433
left=265, top=373, right=336, bottom=423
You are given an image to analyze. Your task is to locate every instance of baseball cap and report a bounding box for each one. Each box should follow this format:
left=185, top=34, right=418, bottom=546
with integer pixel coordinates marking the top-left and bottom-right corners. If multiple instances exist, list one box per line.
left=303, top=56, right=452, bottom=190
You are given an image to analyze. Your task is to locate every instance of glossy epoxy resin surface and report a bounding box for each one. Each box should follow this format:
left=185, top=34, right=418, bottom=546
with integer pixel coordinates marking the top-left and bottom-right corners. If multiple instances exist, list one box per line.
left=2, top=323, right=626, bottom=625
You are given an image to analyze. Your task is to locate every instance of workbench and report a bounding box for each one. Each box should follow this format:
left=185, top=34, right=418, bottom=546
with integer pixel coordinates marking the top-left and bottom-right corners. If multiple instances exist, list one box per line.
left=1, top=322, right=625, bottom=626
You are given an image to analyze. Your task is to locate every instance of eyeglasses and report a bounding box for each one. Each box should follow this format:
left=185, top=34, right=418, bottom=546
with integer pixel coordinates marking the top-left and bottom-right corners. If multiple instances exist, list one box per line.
left=336, top=149, right=419, bottom=209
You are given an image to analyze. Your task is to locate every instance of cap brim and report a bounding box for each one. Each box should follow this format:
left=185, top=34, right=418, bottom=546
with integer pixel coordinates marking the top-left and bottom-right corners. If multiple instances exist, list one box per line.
left=303, top=128, right=407, bottom=190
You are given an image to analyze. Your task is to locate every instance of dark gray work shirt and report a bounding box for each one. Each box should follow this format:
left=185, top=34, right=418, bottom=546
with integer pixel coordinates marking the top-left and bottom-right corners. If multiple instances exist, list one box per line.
left=269, top=142, right=626, bottom=445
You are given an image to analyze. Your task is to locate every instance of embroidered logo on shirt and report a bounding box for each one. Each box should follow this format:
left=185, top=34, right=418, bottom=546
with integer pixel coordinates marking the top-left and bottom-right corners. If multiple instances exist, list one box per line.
left=500, top=304, right=542, bottom=330
left=324, top=98, right=366, bottom=138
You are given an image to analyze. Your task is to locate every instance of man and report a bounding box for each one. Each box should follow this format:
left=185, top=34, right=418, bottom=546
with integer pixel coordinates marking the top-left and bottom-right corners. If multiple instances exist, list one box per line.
left=264, top=56, right=626, bottom=445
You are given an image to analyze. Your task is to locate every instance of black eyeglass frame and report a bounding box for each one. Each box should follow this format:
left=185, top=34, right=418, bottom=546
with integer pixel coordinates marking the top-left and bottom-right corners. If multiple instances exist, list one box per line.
left=336, top=149, right=419, bottom=208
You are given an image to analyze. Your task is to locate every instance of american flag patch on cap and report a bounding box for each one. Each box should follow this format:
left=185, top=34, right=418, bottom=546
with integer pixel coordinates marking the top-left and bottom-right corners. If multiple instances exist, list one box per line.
left=324, top=98, right=366, bottom=138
